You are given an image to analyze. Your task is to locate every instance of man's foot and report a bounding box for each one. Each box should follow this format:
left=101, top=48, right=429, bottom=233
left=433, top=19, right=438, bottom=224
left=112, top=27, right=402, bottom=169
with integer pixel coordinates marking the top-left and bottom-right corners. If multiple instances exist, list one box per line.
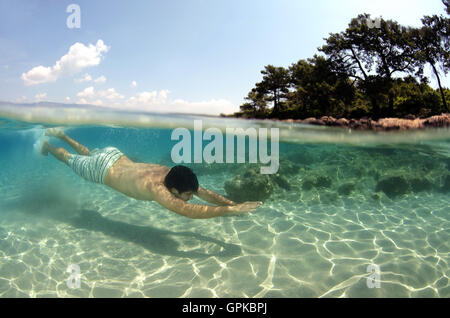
left=45, top=128, right=65, bottom=138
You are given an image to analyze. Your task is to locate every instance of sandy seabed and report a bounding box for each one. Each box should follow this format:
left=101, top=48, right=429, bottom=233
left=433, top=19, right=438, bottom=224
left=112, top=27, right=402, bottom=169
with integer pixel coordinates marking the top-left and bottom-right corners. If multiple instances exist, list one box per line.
left=0, top=162, right=448, bottom=298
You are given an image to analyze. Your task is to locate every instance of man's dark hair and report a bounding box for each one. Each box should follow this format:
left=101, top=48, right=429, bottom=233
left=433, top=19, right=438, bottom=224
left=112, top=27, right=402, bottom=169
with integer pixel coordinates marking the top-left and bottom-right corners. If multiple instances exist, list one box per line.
left=164, top=165, right=199, bottom=193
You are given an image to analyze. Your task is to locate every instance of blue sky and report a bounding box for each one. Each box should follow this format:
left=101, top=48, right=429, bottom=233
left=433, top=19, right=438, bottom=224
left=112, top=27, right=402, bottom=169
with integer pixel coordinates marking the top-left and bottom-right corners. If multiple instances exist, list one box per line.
left=0, top=0, right=448, bottom=115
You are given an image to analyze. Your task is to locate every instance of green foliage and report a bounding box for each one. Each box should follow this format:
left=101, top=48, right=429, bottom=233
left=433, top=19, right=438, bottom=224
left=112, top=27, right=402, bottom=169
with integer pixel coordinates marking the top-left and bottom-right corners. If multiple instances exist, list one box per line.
left=239, top=89, right=269, bottom=118
left=289, top=56, right=355, bottom=118
left=255, top=65, right=290, bottom=117
left=236, top=7, right=449, bottom=120
left=410, top=11, right=450, bottom=111
left=391, top=77, right=442, bottom=117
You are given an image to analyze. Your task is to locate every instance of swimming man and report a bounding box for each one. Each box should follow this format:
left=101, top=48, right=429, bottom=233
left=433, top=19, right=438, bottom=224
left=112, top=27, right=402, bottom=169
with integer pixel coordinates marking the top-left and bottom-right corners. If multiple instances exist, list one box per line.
left=41, top=128, right=262, bottom=219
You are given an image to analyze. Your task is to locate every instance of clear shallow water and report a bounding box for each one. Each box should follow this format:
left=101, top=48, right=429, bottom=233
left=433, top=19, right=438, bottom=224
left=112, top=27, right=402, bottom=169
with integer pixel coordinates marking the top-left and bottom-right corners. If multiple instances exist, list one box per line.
left=0, top=103, right=449, bottom=298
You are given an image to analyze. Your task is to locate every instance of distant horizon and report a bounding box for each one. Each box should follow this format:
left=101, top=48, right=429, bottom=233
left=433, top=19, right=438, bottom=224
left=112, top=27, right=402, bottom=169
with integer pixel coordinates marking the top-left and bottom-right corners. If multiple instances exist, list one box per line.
left=0, top=100, right=225, bottom=118
left=0, top=0, right=448, bottom=115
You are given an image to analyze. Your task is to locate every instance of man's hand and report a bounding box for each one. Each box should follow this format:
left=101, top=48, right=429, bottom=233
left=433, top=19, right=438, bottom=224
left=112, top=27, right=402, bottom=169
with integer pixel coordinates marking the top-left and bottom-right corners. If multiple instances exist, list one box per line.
left=45, top=128, right=65, bottom=138
left=228, top=201, right=262, bottom=215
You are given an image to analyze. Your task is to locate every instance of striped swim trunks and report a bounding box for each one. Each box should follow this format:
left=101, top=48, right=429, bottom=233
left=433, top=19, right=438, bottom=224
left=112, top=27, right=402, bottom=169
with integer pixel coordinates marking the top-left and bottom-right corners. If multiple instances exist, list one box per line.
left=68, top=147, right=124, bottom=184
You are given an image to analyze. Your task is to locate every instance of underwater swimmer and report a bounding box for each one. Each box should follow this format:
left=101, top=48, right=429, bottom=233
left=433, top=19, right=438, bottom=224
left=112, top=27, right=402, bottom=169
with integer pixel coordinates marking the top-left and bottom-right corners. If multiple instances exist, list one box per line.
left=40, top=128, right=262, bottom=219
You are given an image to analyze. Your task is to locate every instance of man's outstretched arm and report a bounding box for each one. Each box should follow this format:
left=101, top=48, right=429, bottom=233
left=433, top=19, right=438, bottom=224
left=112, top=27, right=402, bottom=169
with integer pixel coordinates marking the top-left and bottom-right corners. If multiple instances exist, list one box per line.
left=153, top=185, right=261, bottom=219
left=196, top=187, right=236, bottom=206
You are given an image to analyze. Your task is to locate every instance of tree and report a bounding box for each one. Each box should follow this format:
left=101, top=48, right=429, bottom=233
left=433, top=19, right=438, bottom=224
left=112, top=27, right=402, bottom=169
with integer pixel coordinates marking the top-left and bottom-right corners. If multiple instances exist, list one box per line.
left=254, top=65, right=290, bottom=117
left=239, top=89, right=267, bottom=117
left=236, top=8, right=448, bottom=120
left=407, top=0, right=450, bottom=112
left=444, top=0, right=450, bottom=15
left=321, top=14, right=418, bottom=117
left=319, top=29, right=368, bottom=83
left=390, top=76, right=442, bottom=117
left=410, top=16, right=449, bottom=111
left=288, top=56, right=355, bottom=117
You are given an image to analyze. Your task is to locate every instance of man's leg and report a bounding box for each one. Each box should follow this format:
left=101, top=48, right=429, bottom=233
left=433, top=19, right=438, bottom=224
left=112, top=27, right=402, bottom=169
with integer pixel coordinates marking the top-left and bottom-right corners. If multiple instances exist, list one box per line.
left=42, top=141, right=72, bottom=165
left=46, top=128, right=90, bottom=155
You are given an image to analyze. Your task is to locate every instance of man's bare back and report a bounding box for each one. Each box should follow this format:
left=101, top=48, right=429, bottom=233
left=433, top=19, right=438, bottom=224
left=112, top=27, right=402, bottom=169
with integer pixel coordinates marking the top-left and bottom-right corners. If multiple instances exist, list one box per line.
left=104, top=156, right=170, bottom=201
left=42, top=128, right=262, bottom=219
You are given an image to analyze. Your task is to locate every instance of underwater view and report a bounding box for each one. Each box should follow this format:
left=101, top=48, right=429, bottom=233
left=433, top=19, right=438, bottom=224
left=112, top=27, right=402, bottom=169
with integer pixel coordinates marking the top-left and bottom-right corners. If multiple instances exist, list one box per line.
left=0, top=104, right=449, bottom=298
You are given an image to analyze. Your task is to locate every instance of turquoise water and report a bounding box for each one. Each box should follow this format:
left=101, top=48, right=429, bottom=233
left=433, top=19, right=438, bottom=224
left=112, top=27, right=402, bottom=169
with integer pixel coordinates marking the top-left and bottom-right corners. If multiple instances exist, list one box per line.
left=0, top=103, right=449, bottom=298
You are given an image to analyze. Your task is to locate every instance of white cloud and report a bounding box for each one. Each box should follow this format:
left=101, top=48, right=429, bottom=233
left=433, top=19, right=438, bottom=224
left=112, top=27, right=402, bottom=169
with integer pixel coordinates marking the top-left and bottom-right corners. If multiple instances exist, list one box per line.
left=23, top=66, right=58, bottom=86
left=16, top=96, right=28, bottom=102
left=35, top=93, right=47, bottom=101
left=77, top=86, right=95, bottom=99
left=131, top=81, right=137, bottom=87
left=169, top=99, right=237, bottom=115
left=98, top=88, right=124, bottom=100
left=123, top=90, right=236, bottom=115
left=73, top=87, right=237, bottom=115
left=94, top=75, right=106, bottom=83
left=76, top=87, right=124, bottom=105
left=126, top=90, right=170, bottom=108
left=65, top=96, right=71, bottom=102
left=22, top=39, right=109, bottom=86
left=74, top=73, right=92, bottom=83
left=74, top=74, right=106, bottom=84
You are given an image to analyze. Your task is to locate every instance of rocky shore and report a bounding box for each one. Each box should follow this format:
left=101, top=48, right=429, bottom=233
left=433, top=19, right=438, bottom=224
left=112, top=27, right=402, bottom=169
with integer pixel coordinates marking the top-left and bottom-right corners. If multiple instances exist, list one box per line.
left=279, top=113, right=450, bottom=130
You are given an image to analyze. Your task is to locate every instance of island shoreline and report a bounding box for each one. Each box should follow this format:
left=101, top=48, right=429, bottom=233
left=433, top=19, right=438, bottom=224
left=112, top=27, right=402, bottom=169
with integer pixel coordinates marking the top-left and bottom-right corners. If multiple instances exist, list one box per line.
left=232, top=113, right=450, bottom=131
